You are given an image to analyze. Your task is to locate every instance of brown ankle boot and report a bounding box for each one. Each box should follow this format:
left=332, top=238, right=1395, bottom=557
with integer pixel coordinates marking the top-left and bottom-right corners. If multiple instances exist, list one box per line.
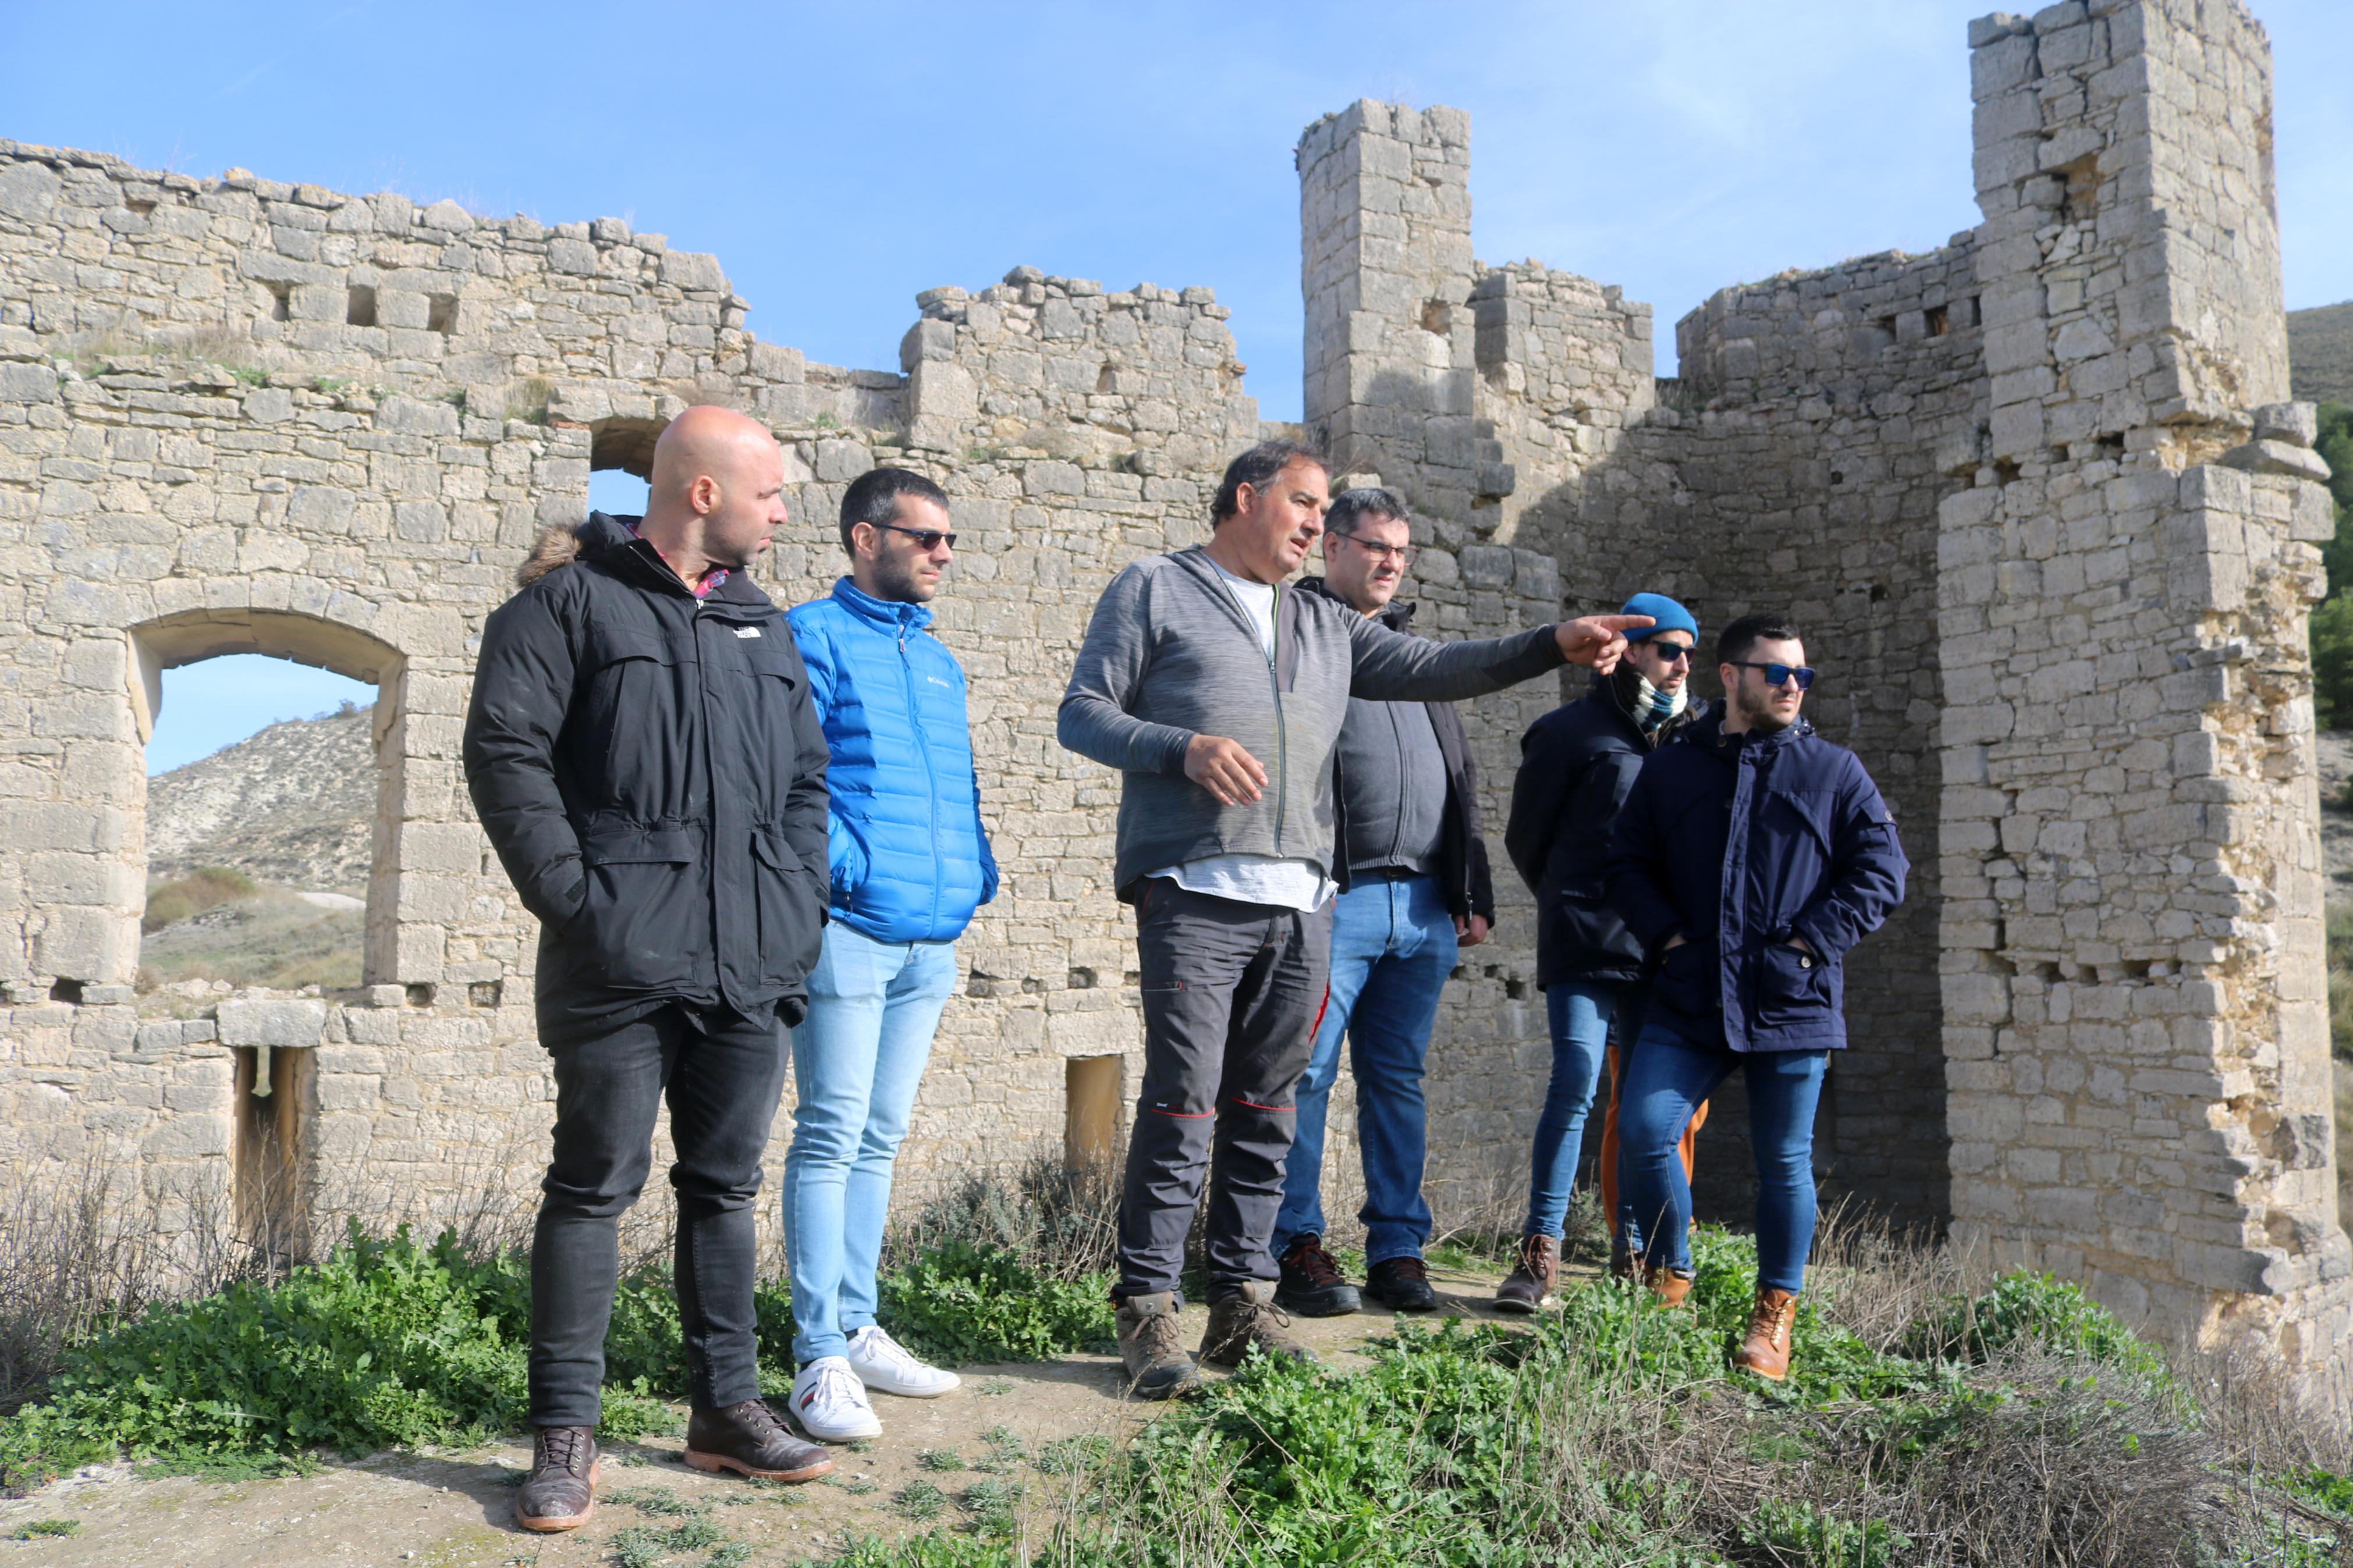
left=515, top=1425, right=599, bottom=1531
left=1731, top=1286, right=1798, bottom=1381
left=1642, top=1263, right=1694, bottom=1307
left=1493, top=1234, right=1558, bottom=1314
left=1199, top=1281, right=1314, bottom=1369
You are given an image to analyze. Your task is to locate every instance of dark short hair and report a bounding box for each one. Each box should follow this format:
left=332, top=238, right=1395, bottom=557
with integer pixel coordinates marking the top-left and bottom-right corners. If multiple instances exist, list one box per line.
left=839, top=467, right=949, bottom=554
left=1211, top=439, right=1325, bottom=524
left=1717, top=612, right=1804, bottom=668
left=1325, top=486, right=1409, bottom=538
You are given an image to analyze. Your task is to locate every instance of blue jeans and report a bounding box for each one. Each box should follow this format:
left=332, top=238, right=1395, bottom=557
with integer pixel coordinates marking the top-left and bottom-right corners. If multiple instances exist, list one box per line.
left=1522, top=980, right=1624, bottom=1239
left=1616, top=1022, right=1828, bottom=1293
left=1272, top=873, right=1458, bottom=1268
left=783, top=923, right=959, bottom=1365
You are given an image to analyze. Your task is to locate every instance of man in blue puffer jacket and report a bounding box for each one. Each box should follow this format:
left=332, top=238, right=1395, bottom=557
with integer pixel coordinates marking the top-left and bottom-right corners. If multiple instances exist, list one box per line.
left=1606, top=611, right=1905, bottom=1385
left=781, top=467, right=997, bottom=1444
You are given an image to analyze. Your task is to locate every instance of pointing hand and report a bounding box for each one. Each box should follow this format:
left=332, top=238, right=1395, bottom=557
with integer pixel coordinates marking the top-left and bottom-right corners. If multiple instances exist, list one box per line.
left=1556, top=614, right=1655, bottom=674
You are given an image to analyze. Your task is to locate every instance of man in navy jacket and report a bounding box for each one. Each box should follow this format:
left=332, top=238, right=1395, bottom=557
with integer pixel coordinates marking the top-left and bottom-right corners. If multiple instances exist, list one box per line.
left=1605, top=611, right=1905, bottom=1382
left=782, top=467, right=997, bottom=1445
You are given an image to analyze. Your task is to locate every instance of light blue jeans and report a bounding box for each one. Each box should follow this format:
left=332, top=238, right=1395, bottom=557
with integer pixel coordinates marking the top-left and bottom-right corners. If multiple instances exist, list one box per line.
left=1523, top=980, right=1624, bottom=1239
left=1272, top=873, right=1458, bottom=1268
left=782, top=923, right=959, bottom=1366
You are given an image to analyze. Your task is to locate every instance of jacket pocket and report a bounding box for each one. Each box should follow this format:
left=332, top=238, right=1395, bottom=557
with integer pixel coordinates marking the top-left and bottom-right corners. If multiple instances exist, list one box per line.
left=753, top=827, right=825, bottom=991
left=1754, top=941, right=1833, bottom=1028
left=575, top=823, right=701, bottom=988
left=1653, top=939, right=1717, bottom=1015
left=828, top=812, right=874, bottom=904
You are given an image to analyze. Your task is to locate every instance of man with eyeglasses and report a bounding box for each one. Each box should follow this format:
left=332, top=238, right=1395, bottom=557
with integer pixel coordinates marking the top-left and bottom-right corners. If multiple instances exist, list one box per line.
left=1059, top=440, right=1650, bottom=1398
left=1264, top=487, right=1498, bottom=1320
left=1605, top=611, right=1906, bottom=1382
left=1495, top=592, right=1710, bottom=1314
left=780, top=467, right=996, bottom=1442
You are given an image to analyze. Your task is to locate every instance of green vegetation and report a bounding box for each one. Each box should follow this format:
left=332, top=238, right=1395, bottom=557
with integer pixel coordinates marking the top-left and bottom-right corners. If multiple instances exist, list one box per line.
left=139, top=866, right=256, bottom=933
left=137, top=879, right=364, bottom=991
left=0, top=1215, right=1111, bottom=1488
left=9, top=1519, right=79, bottom=1539
left=2305, top=403, right=2353, bottom=726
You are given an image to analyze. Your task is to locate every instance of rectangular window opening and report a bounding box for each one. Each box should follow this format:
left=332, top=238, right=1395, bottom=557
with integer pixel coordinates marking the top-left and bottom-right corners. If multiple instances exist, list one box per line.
left=265, top=282, right=291, bottom=323
left=1925, top=304, right=1951, bottom=337
left=425, top=294, right=457, bottom=335
left=1064, top=1055, right=1124, bottom=1172
left=346, top=285, right=378, bottom=328
left=232, top=1044, right=312, bottom=1259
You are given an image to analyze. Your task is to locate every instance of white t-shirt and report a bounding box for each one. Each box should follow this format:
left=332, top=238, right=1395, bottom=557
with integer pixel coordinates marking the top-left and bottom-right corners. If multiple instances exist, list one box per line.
left=1148, top=558, right=1335, bottom=914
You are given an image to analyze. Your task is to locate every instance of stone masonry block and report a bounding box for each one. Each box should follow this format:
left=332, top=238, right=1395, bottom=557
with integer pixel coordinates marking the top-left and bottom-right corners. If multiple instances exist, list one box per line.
left=215, top=1000, right=329, bottom=1048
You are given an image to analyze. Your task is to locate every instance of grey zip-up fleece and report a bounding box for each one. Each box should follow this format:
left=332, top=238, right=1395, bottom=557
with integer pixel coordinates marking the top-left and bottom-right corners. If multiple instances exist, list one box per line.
left=1057, top=545, right=1566, bottom=900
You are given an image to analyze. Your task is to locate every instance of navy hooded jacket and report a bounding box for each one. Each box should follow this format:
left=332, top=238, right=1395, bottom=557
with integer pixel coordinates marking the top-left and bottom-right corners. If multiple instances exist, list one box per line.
left=787, top=578, right=997, bottom=944
left=1605, top=711, right=1907, bottom=1053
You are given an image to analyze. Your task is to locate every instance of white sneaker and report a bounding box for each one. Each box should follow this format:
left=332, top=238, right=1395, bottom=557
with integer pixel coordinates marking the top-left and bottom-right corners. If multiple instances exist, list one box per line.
left=787, top=1356, right=882, bottom=1441
left=844, top=1324, right=961, bottom=1398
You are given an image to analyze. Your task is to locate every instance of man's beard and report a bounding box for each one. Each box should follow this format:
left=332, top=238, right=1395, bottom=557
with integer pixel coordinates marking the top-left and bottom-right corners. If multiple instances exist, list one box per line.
left=871, top=550, right=934, bottom=604
left=1735, top=683, right=1792, bottom=733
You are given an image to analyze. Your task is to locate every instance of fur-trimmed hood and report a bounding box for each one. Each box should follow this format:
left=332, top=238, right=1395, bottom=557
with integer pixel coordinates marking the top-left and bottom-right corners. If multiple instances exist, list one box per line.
left=517, top=511, right=638, bottom=588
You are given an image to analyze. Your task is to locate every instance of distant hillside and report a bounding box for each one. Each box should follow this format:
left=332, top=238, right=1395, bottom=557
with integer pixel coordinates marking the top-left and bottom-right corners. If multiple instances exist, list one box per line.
left=2289, top=300, right=2353, bottom=407
left=147, top=708, right=376, bottom=894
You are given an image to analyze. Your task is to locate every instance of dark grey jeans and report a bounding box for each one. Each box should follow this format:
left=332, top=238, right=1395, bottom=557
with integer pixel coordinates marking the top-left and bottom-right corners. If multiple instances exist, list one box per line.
left=530, top=1002, right=787, bottom=1428
left=1115, top=879, right=1333, bottom=1303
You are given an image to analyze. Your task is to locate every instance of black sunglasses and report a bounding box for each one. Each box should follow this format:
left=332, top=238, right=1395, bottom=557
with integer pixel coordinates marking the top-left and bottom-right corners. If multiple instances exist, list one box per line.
left=1727, top=660, right=1815, bottom=691
left=1637, top=639, right=1695, bottom=664
left=876, top=522, right=957, bottom=552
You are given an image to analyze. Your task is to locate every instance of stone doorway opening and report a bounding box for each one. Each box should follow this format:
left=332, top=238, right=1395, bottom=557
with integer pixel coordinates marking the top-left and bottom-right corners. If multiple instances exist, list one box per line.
left=127, top=608, right=405, bottom=1246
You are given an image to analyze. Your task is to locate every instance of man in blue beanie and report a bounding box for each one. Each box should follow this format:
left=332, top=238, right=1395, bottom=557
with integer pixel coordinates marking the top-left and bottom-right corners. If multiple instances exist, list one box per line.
left=1496, top=592, right=1710, bottom=1311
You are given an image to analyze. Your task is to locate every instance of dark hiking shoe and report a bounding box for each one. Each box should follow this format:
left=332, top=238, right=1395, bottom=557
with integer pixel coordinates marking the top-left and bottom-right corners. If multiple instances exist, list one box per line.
left=516, top=1425, right=599, bottom=1532
left=684, top=1398, right=833, bottom=1482
left=1116, top=1291, right=1202, bottom=1399
left=1493, top=1234, right=1559, bottom=1314
left=1275, top=1235, right=1362, bottom=1317
left=1364, top=1255, right=1439, bottom=1313
left=1199, top=1281, right=1315, bottom=1370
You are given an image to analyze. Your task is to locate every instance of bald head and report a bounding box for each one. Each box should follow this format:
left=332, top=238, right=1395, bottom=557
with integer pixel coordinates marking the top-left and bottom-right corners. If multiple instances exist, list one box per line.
left=638, top=405, right=789, bottom=581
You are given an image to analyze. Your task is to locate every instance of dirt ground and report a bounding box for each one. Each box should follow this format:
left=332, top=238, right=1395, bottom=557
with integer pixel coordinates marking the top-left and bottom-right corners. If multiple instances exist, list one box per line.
left=0, top=1260, right=1531, bottom=1567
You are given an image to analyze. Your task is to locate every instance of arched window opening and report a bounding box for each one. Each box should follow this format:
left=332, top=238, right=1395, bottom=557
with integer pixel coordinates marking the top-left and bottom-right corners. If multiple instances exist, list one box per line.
left=140, top=653, right=377, bottom=997
left=589, top=414, right=665, bottom=520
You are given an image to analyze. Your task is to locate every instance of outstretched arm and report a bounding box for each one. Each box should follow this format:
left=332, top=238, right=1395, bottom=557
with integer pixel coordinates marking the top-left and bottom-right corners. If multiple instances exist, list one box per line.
left=1347, top=614, right=1652, bottom=702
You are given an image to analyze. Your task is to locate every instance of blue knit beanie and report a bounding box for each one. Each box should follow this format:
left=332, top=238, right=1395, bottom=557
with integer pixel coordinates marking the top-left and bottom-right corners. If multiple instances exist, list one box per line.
left=1619, top=592, right=1698, bottom=645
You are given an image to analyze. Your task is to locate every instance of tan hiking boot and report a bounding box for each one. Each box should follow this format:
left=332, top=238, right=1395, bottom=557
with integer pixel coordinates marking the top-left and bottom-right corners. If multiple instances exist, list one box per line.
left=1732, top=1286, right=1799, bottom=1381
left=515, top=1425, right=599, bottom=1532
left=1115, top=1290, right=1201, bottom=1399
left=1199, top=1281, right=1315, bottom=1370
left=1643, top=1262, right=1695, bottom=1307
left=1493, top=1234, right=1559, bottom=1314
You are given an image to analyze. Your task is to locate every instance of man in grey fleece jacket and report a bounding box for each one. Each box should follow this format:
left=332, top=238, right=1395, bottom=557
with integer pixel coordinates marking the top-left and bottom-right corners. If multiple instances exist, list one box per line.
left=1057, top=439, right=1646, bottom=1396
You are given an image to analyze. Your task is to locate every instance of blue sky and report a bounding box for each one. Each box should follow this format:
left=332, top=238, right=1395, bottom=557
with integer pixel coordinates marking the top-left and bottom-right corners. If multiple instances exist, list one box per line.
left=9, top=1, right=2345, bottom=771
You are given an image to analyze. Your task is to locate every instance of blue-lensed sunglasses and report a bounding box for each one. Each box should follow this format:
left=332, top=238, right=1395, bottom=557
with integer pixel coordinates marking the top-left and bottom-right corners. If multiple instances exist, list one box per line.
left=1726, top=660, right=1815, bottom=691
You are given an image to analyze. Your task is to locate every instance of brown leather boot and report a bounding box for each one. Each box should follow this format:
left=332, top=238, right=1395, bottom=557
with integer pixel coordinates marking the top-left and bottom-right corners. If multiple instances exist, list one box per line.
left=1493, top=1234, right=1559, bottom=1314
left=683, top=1398, right=833, bottom=1481
left=515, top=1425, right=599, bottom=1532
left=1115, top=1290, right=1201, bottom=1399
left=1642, top=1263, right=1694, bottom=1307
left=1199, top=1281, right=1315, bottom=1370
left=1731, top=1286, right=1799, bottom=1381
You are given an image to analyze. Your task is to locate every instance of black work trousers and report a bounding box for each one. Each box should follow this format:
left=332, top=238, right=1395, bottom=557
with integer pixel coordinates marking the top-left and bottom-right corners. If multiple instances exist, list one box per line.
left=1115, top=880, right=1333, bottom=1303
left=530, top=1001, right=787, bottom=1428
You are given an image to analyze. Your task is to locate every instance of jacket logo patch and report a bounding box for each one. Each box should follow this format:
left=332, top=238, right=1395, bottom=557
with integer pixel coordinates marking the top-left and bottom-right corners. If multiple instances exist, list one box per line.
left=733, top=627, right=762, bottom=639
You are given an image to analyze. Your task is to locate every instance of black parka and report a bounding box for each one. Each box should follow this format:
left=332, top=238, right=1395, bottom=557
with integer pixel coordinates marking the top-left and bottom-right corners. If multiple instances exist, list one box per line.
left=463, top=513, right=832, bottom=1040
left=1504, top=675, right=1707, bottom=990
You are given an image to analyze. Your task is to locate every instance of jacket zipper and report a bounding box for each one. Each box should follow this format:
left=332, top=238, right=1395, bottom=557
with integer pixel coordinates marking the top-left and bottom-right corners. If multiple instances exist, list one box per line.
left=900, top=616, right=942, bottom=934
left=1268, top=583, right=1287, bottom=852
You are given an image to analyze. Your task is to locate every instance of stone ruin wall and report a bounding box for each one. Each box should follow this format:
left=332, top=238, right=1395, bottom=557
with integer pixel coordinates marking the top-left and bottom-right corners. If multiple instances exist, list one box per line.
left=0, top=142, right=1265, bottom=1250
left=1295, top=0, right=2345, bottom=1405
left=0, top=0, right=2343, bottom=1406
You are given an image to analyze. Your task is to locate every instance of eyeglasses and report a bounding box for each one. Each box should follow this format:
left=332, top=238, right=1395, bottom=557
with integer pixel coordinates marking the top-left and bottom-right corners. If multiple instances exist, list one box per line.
left=875, top=522, right=957, bottom=552
left=1727, top=660, right=1815, bottom=691
left=1637, top=641, right=1695, bottom=665
left=1332, top=532, right=1417, bottom=567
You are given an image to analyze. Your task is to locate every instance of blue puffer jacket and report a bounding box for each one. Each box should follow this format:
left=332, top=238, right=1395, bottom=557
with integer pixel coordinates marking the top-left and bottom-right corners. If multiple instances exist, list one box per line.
left=1605, top=712, right=1906, bottom=1053
left=787, top=579, right=997, bottom=944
